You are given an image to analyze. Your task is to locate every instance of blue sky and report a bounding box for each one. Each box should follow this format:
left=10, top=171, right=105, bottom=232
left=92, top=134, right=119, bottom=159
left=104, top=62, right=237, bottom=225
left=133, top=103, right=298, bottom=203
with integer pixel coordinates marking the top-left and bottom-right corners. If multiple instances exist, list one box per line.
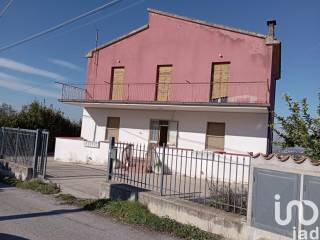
left=0, top=0, right=319, bottom=120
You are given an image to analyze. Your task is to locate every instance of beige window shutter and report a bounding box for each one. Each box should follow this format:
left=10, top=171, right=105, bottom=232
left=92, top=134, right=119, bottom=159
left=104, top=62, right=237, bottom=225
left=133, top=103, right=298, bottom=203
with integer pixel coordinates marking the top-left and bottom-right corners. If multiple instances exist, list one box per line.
left=111, top=68, right=124, bottom=100
left=157, top=66, right=172, bottom=101
left=106, top=117, right=120, bottom=141
left=206, top=122, right=225, bottom=151
left=211, top=63, right=229, bottom=99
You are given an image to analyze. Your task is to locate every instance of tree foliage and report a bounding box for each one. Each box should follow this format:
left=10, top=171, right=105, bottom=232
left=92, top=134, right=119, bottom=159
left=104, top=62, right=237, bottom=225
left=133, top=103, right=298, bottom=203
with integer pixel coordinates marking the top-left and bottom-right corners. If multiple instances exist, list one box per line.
left=273, top=93, right=320, bottom=160
left=0, top=101, right=81, bottom=153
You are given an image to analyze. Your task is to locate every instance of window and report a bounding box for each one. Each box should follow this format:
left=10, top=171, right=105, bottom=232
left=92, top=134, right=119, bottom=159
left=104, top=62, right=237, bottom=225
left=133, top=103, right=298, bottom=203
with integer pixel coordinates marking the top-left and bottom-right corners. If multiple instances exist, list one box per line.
left=156, top=65, right=172, bottom=101
left=149, top=119, right=178, bottom=147
left=211, top=63, right=230, bottom=102
left=105, top=117, right=120, bottom=141
left=205, top=122, right=225, bottom=151
left=111, top=67, right=124, bottom=100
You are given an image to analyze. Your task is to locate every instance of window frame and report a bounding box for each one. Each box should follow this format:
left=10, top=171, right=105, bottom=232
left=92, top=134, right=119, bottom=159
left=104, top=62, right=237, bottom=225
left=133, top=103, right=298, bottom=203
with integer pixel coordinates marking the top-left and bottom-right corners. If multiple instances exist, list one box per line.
left=209, top=62, right=231, bottom=101
left=109, top=66, right=125, bottom=100
left=149, top=119, right=179, bottom=147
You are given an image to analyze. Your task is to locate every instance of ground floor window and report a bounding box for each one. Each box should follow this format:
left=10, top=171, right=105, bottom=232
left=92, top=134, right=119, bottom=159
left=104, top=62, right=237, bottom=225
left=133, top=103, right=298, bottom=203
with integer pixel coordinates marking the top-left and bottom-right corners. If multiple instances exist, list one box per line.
left=105, top=117, right=120, bottom=141
left=205, top=122, right=225, bottom=151
left=149, top=119, right=178, bottom=147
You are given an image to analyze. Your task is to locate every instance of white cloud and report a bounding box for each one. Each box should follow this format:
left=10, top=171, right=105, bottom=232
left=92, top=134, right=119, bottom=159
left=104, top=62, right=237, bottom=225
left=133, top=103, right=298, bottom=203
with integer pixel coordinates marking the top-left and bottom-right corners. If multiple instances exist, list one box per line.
left=0, top=72, right=60, bottom=98
left=0, top=58, right=66, bottom=82
left=49, top=58, right=82, bottom=71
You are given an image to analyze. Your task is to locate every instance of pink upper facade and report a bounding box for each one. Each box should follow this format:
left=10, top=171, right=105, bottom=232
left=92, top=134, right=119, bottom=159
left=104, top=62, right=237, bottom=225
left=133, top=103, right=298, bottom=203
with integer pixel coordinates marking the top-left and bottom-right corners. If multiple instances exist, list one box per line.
left=85, top=9, right=281, bottom=107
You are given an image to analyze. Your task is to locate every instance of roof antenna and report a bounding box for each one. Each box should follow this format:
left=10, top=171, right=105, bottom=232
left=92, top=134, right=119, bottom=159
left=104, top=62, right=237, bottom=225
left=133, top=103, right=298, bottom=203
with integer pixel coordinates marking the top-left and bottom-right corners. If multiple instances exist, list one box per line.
left=94, top=28, right=99, bottom=66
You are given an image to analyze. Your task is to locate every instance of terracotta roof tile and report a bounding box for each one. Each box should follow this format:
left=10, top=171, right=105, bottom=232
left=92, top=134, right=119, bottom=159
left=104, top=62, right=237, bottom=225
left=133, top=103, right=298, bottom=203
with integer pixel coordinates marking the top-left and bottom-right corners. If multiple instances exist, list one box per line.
left=250, top=153, right=320, bottom=166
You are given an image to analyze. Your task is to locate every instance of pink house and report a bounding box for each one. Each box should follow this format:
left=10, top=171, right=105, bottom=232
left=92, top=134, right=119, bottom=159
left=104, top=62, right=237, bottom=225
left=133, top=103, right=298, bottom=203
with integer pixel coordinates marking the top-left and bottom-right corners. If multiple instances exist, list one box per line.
left=55, top=9, right=281, bottom=165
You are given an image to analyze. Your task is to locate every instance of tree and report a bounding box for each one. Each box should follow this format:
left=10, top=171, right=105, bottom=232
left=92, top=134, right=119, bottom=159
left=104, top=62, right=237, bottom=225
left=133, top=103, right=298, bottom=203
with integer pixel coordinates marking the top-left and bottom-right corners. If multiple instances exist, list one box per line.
left=0, top=101, right=81, bottom=153
left=0, top=103, right=18, bottom=127
left=272, top=93, right=320, bottom=160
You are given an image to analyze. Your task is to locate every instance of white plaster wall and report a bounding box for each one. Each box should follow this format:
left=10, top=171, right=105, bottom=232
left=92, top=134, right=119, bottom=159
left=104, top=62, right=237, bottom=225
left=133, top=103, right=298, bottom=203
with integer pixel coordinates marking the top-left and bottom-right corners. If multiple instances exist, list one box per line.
left=81, top=108, right=268, bottom=154
left=54, top=137, right=109, bottom=165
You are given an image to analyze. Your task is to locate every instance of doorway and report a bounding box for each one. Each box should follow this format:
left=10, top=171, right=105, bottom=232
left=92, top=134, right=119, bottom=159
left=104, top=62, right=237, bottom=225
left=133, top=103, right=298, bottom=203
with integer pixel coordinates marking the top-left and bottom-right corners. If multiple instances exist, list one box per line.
left=159, top=123, right=168, bottom=147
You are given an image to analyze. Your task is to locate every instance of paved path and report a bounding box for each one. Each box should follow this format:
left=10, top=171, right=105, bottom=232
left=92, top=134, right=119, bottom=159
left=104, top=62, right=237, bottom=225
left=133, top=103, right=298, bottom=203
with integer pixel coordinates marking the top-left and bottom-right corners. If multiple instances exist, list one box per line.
left=46, top=159, right=106, bottom=199
left=0, top=183, right=175, bottom=240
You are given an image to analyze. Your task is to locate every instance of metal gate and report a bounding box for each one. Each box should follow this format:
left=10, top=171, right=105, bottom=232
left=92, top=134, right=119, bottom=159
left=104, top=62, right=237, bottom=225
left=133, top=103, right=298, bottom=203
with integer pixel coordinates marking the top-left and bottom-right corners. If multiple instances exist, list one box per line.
left=107, top=139, right=251, bottom=215
left=0, top=127, right=49, bottom=178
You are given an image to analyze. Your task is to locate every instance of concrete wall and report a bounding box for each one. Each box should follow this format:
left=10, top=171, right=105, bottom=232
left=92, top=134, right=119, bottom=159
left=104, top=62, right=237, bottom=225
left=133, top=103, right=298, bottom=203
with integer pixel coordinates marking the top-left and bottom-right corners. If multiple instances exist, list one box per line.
left=81, top=107, right=268, bottom=154
left=54, top=137, right=109, bottom=165
left=0, top=159, right=33, bottom=181
left=99, top=182, right=290, bottom=240
left=86, top=10, right=274, bottom=104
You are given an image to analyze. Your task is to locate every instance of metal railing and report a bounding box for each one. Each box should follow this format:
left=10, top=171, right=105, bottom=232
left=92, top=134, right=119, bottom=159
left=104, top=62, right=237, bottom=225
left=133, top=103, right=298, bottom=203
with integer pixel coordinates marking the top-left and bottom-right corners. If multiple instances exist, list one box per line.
left=0, top=127, right=49, bottom=178
left=108, top=141, right=251, bottom=215
left=58, top=81, right=269, bottom=105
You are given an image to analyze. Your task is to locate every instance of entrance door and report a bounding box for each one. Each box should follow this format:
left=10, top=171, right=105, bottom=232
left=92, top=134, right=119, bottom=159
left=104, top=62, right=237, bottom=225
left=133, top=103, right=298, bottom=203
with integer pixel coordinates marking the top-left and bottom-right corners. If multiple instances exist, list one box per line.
left=156, top=65, right=172, bottom=101
left=159, top=124, right=168, bottom=147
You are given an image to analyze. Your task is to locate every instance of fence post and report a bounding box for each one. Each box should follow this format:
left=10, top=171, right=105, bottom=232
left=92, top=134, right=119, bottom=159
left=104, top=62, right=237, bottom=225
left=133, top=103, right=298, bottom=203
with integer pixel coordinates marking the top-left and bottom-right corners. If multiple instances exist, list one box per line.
left=160, top=144, right=166, bottom=196
left=33, top=129, right=42, bottom=178
left=14, top=128, right=20, bottom=163
left=0, top=127, right=4, bottom=159
left=107, top=137, right=115, bottom=182
left=42, top=131, right=49, bottom=179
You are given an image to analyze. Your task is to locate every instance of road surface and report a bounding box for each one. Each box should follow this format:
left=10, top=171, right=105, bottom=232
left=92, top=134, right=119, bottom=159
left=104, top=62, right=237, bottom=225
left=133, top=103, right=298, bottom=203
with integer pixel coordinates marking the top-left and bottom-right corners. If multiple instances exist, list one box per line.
left=0, top=183, right=174, bottom=240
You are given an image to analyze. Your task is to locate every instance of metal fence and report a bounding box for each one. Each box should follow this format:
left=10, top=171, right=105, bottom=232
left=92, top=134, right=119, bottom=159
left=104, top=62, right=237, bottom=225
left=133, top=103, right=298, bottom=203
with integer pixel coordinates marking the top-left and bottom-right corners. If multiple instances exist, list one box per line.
left=108, top=141, right=251, bottom=215
left=0, top=127, right=49, bottom=178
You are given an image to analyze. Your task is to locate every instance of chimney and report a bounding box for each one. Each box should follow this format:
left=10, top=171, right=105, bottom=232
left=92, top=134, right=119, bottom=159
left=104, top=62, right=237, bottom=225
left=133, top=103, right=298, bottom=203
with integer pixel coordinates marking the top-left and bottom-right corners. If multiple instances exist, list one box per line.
left=267, top=20, right=276, bottom=40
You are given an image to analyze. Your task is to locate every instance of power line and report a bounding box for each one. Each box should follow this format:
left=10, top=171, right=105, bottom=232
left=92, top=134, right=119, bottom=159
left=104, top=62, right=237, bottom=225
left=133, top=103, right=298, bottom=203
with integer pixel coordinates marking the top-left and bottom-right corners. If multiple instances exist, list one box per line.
left=0, top=0, right=122, bottom=53
left=43, top=0, right=145, bottom=41
left=0, top=0, right=14, bottom=18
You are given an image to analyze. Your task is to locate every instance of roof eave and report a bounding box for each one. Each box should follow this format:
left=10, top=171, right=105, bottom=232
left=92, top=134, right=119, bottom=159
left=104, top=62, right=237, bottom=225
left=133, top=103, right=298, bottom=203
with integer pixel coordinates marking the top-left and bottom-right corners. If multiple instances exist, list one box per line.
left=86, top=24, right=149, bottom=58
left=147, top=8, right=267, bottom=39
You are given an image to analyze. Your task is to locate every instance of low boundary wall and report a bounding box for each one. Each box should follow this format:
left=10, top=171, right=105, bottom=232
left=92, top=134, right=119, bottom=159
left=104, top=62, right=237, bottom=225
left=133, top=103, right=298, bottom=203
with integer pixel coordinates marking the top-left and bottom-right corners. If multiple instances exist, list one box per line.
left=99, top=182, right=288, bottom=240
left=0, top=159, right=33, bottom=181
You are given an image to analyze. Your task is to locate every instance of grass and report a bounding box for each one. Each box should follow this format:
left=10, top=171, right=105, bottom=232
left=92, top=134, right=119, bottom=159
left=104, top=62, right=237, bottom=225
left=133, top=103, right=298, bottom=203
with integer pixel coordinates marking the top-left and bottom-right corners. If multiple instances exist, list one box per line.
left=56, top=194, right=222, bottom=240
left=0, top=174, right=60, bottom=195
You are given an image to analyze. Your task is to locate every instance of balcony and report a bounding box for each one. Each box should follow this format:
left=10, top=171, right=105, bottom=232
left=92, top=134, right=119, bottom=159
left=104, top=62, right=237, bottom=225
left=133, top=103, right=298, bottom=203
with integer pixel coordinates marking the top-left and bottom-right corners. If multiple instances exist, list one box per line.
left=59, top=81, right=269, bottom=103
left=57, top=82, right=270, bottom=112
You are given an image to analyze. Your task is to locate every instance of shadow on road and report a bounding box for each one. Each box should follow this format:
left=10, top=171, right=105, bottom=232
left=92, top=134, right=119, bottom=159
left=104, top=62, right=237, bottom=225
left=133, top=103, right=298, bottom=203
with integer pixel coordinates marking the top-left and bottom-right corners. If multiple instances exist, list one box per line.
left=0, top=208, right=84, bottom=222
left=0, top=233, right=29, bottom=240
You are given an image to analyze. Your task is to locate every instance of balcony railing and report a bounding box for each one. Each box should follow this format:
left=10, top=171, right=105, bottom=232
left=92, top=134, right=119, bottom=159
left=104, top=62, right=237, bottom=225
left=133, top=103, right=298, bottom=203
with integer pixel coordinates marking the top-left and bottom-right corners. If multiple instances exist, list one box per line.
left=58, top=81, right=270, bottom=105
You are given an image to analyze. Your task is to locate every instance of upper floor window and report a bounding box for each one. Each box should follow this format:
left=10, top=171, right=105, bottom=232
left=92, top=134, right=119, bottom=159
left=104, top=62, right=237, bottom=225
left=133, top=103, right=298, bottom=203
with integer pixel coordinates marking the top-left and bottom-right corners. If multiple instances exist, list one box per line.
left=156, top=65, right=172, bottom=102
left=211, top=63, right=230, bottom=102
left=205, top=122, right=225, bottom=151
left=110, top=67, right=125, bottom=100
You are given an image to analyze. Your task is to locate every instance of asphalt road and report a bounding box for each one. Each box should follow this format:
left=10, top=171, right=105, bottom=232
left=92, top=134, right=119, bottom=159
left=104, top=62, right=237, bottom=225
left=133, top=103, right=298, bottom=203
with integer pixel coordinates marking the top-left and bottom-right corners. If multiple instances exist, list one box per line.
left=0, top=183, right=175, bottom=240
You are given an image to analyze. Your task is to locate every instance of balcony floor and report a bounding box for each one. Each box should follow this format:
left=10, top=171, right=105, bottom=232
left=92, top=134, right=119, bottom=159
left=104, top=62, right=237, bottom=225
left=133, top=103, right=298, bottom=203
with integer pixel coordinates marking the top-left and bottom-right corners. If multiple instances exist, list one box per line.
left=59, top=99, right=269, bottom=113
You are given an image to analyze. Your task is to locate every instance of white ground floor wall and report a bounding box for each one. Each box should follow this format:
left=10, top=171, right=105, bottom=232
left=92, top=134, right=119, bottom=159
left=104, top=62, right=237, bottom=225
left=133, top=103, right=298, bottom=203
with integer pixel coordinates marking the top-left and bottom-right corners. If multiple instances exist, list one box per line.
left=80, top=107, right=269, bottom=154
left=54, top=137, right=109, bottom=165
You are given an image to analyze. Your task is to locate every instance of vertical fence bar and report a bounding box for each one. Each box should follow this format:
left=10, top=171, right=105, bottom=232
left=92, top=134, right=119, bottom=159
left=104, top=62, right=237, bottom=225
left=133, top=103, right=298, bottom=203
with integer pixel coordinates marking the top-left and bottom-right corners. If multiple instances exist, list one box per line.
left=42, top=132, right=49, bottom=178
left=32, top=129, right=40, bottom=178
left=160, top=145, right=166, bottom=196
left=0, top=127, right=4, bottom=159
left=14, top=128, right=20, bottom=163
left=107, top=137, right=115, bottom=182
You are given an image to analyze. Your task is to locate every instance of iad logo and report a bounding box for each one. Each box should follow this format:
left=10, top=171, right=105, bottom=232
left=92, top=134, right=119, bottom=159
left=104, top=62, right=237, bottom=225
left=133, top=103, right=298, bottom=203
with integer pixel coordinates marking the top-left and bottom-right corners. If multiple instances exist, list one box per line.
left=274, top=194, right=319, bottom=240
